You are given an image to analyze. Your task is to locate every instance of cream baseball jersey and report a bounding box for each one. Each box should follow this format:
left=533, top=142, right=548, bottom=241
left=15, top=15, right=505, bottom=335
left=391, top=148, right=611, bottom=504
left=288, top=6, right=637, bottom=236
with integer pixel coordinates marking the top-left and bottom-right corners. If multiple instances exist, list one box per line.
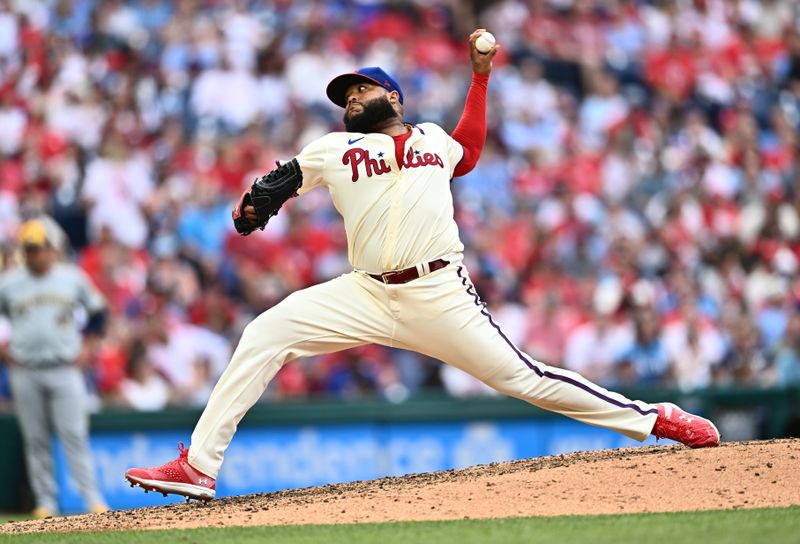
left=295, top=123, right=464, bottom=273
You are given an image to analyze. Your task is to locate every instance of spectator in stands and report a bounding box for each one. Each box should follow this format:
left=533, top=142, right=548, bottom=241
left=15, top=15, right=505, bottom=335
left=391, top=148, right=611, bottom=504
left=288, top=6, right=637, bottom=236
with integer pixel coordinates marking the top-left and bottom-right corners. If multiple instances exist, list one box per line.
left=117, top=340, right=171, bottom=411
left=563, top=277, right=633, bottom=386
left=81, top=133, right=154, bottom=250
left=772, top=312, right=800, bottom=387
left=616, top=308, right=673, bottom=388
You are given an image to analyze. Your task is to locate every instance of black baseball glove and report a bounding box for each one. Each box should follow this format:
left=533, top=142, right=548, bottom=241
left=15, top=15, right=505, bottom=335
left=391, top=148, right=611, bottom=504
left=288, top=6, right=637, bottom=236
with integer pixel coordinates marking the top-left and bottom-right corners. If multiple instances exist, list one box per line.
left=232, top=159, right=304, bottom=236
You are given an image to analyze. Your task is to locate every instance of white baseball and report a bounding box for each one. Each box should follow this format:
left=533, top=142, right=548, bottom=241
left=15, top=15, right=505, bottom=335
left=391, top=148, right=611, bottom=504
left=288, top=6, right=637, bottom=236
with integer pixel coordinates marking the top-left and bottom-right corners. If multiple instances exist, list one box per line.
left=475, top=31, right=496, bottom=54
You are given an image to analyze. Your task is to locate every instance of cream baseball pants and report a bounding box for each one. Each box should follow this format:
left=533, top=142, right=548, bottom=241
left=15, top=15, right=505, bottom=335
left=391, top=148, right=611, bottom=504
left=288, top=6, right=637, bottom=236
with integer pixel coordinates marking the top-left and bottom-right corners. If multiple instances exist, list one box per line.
left=189, top=257, right=657, bottom=478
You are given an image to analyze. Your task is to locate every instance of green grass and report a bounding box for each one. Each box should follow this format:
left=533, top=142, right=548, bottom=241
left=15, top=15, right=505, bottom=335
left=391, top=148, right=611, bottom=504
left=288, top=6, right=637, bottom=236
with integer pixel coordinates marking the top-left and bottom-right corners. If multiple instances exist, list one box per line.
left=2, top=506, right=799, bottom=544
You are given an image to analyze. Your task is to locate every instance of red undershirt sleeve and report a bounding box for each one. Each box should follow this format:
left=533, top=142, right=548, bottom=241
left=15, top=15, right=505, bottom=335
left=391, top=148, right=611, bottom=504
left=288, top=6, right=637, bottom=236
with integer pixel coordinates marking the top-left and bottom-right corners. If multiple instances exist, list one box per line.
left=451, top=73, right=489, bottom=178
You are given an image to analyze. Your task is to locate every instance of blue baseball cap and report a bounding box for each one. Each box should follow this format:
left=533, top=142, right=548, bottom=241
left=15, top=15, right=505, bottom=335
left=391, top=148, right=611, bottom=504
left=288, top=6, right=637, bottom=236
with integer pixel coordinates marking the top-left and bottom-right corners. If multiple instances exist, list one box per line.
left=326, top=67, right=404, bottom=108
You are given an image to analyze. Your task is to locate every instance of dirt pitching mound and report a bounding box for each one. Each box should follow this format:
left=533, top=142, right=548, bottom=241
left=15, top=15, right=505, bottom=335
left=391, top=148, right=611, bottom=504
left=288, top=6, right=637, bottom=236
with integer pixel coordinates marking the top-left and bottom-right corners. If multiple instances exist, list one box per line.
left=3, top=439, right=799, bottom=534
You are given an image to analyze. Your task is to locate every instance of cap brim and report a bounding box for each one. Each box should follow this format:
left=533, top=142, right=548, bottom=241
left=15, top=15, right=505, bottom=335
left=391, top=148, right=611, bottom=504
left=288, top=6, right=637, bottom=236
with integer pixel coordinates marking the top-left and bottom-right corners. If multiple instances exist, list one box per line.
left=326, top=73, right=386, bottom=108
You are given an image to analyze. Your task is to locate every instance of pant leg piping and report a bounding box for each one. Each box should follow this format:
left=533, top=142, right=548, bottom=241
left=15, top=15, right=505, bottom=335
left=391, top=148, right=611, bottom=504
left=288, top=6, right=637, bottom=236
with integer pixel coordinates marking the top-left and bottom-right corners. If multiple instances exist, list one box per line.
left=456, top=266, right=657, bottom=417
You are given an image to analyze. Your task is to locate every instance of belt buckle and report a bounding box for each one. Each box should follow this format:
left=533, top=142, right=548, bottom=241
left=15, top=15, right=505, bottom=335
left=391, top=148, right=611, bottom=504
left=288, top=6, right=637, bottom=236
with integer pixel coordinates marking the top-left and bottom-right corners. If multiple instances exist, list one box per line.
left=381, top=271, right=397, bottom=284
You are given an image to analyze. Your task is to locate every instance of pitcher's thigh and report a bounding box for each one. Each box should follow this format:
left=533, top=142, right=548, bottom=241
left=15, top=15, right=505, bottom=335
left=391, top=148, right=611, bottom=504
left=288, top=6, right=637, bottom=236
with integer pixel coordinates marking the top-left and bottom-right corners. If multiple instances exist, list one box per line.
left=396, top=263, right=551, bottom=391
left=398, top=285, right=527, bottom=385
left=235, top=272, right=394, bottom=364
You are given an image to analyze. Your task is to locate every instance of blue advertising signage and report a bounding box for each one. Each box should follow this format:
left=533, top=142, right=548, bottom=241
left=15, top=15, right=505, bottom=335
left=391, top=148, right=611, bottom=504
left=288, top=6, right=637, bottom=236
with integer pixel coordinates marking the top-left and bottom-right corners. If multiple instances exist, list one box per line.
left=53, top=419, right=664, bottom=513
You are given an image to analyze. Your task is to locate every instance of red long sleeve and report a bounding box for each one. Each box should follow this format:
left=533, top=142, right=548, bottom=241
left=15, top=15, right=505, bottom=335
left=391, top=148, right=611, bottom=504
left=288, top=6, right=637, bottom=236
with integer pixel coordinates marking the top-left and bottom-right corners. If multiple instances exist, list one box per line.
left=451, top=73, right=489, bottom=178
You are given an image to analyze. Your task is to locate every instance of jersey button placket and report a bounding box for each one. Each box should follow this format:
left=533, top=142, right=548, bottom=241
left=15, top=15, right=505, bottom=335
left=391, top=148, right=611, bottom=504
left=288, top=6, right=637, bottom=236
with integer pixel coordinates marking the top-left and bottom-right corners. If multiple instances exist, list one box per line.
left=382, top=143, right=403, bottom=274
left=387, top=283, right=400, bottom=320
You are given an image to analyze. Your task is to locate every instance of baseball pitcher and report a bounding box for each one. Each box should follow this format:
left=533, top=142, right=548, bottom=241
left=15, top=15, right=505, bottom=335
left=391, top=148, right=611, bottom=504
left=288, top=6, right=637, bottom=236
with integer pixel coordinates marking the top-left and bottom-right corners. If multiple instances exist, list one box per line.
left=126, top=30, right=719, bottom=502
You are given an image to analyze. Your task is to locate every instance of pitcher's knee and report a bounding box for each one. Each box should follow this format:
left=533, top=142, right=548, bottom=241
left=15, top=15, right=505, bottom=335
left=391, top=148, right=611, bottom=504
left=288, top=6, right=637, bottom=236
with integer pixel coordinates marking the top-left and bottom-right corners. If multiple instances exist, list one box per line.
left=231, top=314, right=299, bottom=370
left=239, top=309, right=287, bottom=348
left=481, top=360, right=541, bottom=397
left=240, top=318, right=264, bottom=344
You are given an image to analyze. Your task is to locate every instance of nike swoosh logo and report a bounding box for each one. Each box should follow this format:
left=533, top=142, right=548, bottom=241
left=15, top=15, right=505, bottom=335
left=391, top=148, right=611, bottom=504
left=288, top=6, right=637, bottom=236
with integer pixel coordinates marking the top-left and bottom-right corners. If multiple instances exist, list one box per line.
left=348, top=137, right=365, bottom=145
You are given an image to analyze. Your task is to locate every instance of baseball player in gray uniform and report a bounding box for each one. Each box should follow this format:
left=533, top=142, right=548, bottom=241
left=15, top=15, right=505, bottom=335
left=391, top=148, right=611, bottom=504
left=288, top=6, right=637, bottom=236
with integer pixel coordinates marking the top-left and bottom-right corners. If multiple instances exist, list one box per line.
left=126, top=30, right=719, bottom=503
left=0, top=218, right=109, bottom=518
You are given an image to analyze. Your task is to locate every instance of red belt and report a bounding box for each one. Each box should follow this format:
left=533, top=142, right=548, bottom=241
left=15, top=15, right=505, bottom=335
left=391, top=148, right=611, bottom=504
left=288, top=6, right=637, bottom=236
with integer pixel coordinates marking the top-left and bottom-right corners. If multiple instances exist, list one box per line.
left=369, top=259, right=450, bottom=285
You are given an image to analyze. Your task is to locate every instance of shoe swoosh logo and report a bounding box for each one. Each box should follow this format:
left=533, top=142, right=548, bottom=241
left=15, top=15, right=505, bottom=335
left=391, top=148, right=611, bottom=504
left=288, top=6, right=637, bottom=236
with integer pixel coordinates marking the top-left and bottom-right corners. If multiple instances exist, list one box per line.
left=348, top=136, right=365, bottom=145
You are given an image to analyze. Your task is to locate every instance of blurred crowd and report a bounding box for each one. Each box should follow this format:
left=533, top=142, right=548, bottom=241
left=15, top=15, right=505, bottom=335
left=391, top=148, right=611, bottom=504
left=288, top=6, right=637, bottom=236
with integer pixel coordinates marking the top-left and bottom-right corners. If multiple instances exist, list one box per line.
left=1, top=0, right=800, bottom=412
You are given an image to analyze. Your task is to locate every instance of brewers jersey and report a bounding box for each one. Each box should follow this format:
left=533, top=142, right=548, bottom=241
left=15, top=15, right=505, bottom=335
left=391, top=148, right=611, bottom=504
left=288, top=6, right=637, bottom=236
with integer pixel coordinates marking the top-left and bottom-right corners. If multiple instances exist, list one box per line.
left=0, top=263, right=106, bottom=367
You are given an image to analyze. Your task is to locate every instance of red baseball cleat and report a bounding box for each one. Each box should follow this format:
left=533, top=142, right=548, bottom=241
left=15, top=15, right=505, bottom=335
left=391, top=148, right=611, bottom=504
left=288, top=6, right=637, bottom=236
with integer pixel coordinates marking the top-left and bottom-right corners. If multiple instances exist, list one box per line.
left=125, top=442, right=215, bottom=501
left=652, top=402, right=720, bottom=448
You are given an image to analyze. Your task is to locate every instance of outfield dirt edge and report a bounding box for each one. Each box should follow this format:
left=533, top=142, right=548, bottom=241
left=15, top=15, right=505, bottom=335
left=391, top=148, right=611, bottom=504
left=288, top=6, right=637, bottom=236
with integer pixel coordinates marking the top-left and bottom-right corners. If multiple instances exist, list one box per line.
left=3, top=439, right=799, bottom=534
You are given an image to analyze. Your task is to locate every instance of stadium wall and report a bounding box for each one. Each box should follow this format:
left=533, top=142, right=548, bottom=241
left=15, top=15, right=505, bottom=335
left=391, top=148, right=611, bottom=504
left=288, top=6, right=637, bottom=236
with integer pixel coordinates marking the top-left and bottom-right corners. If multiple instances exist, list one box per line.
left=0, top=388, right=797, bottom=512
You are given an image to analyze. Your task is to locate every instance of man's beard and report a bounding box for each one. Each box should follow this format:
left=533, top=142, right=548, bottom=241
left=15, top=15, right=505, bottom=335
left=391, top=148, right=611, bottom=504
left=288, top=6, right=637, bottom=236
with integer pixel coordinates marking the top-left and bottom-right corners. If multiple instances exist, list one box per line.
left=343, top=94, right=399, bottom=133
